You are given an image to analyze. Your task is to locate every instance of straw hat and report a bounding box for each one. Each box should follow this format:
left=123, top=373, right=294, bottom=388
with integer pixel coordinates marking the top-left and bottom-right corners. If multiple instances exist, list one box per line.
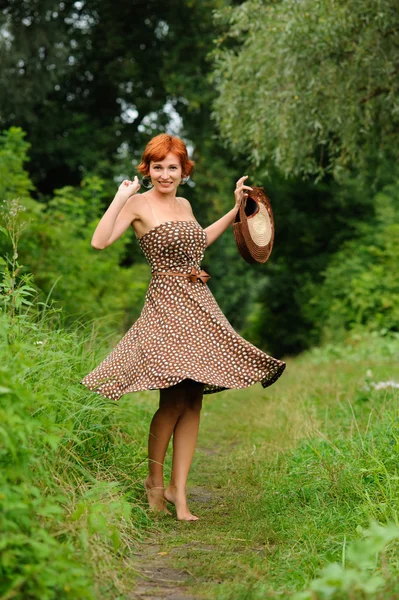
left=233, top=186, right=275, bottom=264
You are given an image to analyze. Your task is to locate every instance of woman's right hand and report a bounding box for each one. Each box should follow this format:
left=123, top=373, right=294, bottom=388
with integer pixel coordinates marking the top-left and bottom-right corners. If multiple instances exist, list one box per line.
left=117, top=176, right=141, bottom=201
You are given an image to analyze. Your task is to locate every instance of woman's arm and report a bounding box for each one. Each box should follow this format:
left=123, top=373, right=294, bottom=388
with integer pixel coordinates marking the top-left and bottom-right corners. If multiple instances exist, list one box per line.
left=203, top=175, right=253, bottom=248
left=91, top=178, right=140, bottom=250
left=203, top=207, right=239, bottom=248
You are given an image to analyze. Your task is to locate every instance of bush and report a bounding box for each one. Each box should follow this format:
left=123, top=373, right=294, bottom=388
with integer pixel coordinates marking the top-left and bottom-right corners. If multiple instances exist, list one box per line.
left=0, top=127, right=149, bottom=337
left=0, top=194, right=153, bottom=599
left=305, top=180, right=399, bottom=343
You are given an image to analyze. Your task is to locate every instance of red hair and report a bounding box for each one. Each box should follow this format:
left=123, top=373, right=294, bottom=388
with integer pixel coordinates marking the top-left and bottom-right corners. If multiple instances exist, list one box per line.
left=137, top=134, right=194, bottom=177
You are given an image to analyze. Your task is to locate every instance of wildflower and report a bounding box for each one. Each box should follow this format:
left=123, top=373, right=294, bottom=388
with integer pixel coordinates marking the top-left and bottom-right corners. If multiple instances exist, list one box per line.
left=371, top=381, right=399, bottom=390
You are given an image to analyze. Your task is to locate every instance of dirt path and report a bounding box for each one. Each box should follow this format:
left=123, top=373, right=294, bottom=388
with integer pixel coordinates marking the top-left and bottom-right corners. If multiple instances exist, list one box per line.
left=129, top=484, right=219, bottom=599
left=129, top=449, right=221, bottom=599
left=127, top=383, right=297, bottom=599
left=130, top=536, right=198, bottom=599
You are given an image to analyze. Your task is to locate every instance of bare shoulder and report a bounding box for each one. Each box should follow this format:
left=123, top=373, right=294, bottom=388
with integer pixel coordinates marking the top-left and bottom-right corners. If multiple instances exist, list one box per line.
left=178, top=196, right=195, bottom=216
left=178, top=196, right=190, bottom=206
left=126, top=193, right=145, bottom=221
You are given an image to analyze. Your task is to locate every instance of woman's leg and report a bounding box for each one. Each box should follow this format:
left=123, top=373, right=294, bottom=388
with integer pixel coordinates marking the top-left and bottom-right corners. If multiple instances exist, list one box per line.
left=164, top=380, right=204, bottom=521
left=144, top=385, right=187, bottom=513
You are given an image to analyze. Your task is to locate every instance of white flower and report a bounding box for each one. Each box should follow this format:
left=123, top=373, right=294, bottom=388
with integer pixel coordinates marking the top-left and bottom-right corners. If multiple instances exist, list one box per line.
left=371, top=381, right=399, bottom=390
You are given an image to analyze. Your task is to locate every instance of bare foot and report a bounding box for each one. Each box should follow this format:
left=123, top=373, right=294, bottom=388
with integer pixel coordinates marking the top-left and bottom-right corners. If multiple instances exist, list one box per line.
left=144, top=477, right=172, bottom=515
left=164, top=484, right=199, bottom=521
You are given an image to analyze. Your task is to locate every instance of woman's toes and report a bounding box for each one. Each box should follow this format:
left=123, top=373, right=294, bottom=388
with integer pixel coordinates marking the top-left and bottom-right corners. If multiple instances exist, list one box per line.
left=178, top=512, right=199, bottom=522
left=164, top=485, right=199, bottom=521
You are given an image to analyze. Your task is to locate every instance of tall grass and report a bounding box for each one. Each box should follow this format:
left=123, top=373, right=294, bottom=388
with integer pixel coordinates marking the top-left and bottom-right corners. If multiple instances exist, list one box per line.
left=0, top=304, right=158, bottom=599
left=0, top=200, right=155, bottom=599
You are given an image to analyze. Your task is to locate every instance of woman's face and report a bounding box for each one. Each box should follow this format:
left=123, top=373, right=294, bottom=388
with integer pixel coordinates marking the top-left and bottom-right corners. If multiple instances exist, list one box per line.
left=149, top=152, right=183, bottom=194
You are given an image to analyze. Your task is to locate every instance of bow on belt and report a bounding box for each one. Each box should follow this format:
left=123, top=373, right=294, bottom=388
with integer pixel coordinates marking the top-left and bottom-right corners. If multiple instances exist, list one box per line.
left=152, top=266, right=211, bottom=285
left=188, top=267, right=211, bottom=284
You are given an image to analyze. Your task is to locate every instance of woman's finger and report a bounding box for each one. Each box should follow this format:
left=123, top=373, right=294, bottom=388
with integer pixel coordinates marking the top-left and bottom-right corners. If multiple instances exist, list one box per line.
left=236, top=184, right=253, bottom=192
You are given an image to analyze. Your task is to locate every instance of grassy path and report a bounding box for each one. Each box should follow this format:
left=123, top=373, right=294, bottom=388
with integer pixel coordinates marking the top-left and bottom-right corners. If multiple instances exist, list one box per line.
left=4, top=307, right=398, bottom=599
left=129, top=341, right=399, bottom=599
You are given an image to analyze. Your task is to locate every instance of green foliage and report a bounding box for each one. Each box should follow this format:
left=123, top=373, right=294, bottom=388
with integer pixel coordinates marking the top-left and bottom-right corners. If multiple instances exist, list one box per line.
left=0, top=196, right=150, bottom=597
left=0, top=296, right=152, bottom=598
left=211, top=0, right=399, bottom=180
left=4, top=0, right=399, bottom=358
left=2, top=0, right=268, bottom=334
left=239, top=173, right=361, bottom=354
left=0, top=193, right=151, bottom=596
left=1, top=0, right=229, bottom=193
left=214, top=522, right=399, bottom=599
left=294, top=523, right=399, bottom=599
left=0, top=198, right=35, bottom=323
left=305, top=179, right=399, bottom=342
left=1, top=459, right=96, bottom=599
left=1, top=233, right=399, bottom=598
left=19, top=175, right=149, bottom=331
left=297, top=330, right=399, bottom=366
left=0, top=127, right=35, bottom=202
left=0, top=1, right=71, bottom=127
left=146, top=332, right=399, bottom=598
left=0, top=128, right=150, bottom=338
left=241, top=170, right=399, bottom=354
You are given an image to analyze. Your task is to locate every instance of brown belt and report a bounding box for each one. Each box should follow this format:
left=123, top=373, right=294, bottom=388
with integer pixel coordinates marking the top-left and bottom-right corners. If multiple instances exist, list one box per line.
left=152, top=266, right=211, bottom=285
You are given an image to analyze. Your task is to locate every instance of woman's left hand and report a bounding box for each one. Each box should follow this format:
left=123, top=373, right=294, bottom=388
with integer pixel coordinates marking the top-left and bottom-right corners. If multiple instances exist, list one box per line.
left=234, top=175, right=253, bottom=208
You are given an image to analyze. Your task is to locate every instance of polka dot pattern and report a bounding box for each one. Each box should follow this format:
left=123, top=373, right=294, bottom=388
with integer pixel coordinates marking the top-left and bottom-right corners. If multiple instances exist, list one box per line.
left=80, top=220, right=286, bottom=400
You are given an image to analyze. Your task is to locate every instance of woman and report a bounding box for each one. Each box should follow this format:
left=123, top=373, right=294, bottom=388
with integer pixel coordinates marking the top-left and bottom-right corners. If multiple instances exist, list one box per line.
left=81, top=133, right=286, bottom=521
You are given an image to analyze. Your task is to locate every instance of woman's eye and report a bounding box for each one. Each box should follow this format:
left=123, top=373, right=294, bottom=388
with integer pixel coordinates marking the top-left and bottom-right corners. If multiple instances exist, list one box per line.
left=153, top=165, right=178, bottom=170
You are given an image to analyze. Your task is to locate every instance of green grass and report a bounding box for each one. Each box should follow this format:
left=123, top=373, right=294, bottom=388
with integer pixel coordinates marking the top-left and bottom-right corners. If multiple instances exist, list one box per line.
left=2, top=297, right=399, bottom=599
left=148, top=332, right=399, bottom=599
left=0, top=308, right=157, bottom=599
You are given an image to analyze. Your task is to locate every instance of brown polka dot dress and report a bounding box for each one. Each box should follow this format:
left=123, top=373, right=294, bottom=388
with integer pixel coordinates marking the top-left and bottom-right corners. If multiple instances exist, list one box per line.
left=80, top=220, right=286, bottom=400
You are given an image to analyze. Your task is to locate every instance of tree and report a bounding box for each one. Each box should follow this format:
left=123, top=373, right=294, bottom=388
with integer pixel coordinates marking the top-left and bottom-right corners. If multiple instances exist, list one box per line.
left=0, top=0, right=176, bottom=194
left=0, top=0, right=261, bottom=333
left=211, top=0, right=399, bottom=181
